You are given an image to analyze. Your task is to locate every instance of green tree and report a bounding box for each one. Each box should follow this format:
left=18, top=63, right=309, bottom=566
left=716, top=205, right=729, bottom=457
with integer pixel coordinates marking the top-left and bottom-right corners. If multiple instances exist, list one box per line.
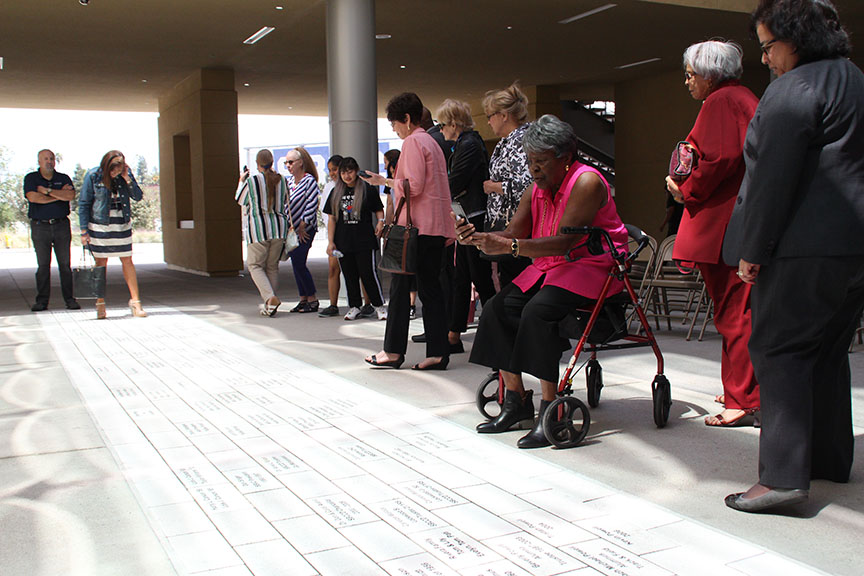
left=136, top=155, right=148, bottom=184
left=131, top=184, right=162, bottom=231
left=0, top=146, right=28, bottom=230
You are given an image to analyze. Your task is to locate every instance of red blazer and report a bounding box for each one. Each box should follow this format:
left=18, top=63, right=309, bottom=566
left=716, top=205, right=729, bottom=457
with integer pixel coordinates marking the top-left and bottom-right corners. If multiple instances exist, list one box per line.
left=673, top=82, right=758, bottom=264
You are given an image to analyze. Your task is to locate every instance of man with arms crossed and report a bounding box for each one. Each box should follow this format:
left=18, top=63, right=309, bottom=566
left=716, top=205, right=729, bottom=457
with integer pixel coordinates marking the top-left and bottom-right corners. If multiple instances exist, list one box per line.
left=24, top=149, right=79, bottom=311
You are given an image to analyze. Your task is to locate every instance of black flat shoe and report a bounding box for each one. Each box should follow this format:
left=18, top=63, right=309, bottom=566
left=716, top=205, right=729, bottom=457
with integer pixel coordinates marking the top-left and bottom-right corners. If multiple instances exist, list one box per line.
left=298, top=300, right=319, bottom=313
left=365, top=354, right=404, bottom=369
left=412, top=356, right=449, bottom=371
left=411, top=333, right=427, bottom=343
left=449, top=340, right=465, bottom=354
left=725, top=487, right=809, bottom=513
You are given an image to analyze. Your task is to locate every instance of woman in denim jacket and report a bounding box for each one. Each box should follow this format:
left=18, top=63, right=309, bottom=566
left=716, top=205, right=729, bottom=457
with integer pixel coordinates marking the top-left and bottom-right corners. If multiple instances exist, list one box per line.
left=78, top=150, right=146, bottom=319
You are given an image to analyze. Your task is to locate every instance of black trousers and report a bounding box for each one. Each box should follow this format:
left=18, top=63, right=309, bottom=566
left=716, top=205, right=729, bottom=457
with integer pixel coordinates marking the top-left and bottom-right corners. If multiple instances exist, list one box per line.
left=31, top=218, right=74, bottom=305
left=496, top=255, right=531, bottom=290
left=384, top=235, right=448, bottom=357
left=340, top=249, right=384, bottom=308
left=450, top=213, right=496, bottom=332
left=469, top=280, right=594, bottom=383
left=750, top=256, right=864, bottom=489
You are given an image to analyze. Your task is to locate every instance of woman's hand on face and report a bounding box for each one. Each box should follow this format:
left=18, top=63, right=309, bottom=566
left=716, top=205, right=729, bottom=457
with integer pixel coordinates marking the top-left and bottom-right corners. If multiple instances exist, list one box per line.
left=665, top=176, right=685, bottom=204
left=122, top=164, right=133, bottom=183
left=483, top=180, right=504, bottom=195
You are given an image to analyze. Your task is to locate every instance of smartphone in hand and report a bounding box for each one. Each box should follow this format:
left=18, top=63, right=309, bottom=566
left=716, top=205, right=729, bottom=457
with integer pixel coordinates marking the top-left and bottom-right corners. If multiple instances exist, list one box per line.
left=359, top=170, right=373, bottom=178
left=451, top=201, right=469, bottom=223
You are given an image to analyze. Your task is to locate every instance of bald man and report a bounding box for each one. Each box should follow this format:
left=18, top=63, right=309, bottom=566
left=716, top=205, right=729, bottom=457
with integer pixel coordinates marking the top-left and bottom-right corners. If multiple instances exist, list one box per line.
left=23, top=149, right=79, bottom=311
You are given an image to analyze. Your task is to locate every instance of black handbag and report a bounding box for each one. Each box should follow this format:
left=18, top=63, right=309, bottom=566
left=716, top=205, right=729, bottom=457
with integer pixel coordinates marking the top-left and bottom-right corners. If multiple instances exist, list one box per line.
left=73, top=246, right=106, bottom=299
left=379, top=180, right=418, bottom=275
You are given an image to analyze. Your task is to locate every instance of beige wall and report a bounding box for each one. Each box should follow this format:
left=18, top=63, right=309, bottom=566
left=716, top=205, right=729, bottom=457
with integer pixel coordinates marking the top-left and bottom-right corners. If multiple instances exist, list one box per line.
left=614, top=65, right=768, bottom=237
left=158, top=69, right=242, bottom=276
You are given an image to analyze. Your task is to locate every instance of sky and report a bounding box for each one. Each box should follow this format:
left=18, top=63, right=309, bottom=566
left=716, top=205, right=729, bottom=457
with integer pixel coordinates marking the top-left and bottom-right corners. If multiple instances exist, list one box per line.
left=0, top=108, right=398, bottom=177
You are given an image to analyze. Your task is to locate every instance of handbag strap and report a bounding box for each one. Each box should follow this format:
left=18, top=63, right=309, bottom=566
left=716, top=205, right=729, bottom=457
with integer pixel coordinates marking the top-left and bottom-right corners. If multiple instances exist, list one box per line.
left=391, top=180, right=412, bottom=227
left=284, top=177, right=296, bottom=229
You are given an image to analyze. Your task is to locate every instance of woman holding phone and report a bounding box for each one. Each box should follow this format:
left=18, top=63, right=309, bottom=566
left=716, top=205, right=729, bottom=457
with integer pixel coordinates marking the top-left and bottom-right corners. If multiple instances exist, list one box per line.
left=78, top=150, right=146, bottom=319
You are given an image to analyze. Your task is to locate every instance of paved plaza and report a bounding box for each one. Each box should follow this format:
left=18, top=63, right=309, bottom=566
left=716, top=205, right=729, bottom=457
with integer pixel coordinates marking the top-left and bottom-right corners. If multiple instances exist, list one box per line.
left=1, top=243, right=863, bottom=575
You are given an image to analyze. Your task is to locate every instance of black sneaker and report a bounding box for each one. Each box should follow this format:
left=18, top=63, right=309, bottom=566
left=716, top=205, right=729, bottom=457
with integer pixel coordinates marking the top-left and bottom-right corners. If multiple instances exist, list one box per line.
left=409, top=305, right=417, bottom=319
left=31, top=302, right=48, bottom=312
left=66, top=299, right=81, bottom=310
left=358, top=304, right=375, bottom=318
left=318, top=305, right=339, bottom=317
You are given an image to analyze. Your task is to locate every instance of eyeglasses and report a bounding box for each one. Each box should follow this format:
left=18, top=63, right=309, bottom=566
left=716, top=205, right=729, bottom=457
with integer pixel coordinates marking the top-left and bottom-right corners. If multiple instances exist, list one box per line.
left=760, top=39, right=777, bottom=55
left=684, top=71, right=697, bottom=81
left=286, top=159, right=300, bottom=165
left=486, top=111, right=500, bottom=121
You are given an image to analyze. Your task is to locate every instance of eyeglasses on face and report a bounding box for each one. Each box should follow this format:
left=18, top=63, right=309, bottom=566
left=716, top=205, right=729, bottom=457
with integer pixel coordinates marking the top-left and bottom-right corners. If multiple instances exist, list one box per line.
left=486, top=111, right=500, bottom=121
left=684, top=71, right=698, bottom=81
left=760, top=39, right=777, bottom=55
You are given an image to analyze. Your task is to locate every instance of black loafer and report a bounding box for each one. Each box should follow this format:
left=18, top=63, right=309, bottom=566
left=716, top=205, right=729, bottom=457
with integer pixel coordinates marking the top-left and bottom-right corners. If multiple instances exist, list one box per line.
left=725, top=488, right=809, bottom=512
left=31, top=302, right=48, bottom=312
left=449, top=341, right=465, bottom=354
left=66, top=300, right=81, bottom=310
left=411, top=333, right=427, bottom=343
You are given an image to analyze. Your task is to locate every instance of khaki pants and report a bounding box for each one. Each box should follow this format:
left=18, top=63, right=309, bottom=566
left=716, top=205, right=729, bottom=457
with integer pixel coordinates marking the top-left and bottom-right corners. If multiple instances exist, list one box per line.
left=247, top=239, right=284, bottom=302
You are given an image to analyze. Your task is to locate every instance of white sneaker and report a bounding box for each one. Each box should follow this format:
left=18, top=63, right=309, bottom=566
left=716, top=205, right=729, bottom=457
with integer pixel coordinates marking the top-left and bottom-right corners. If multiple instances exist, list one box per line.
left=344, top=307, right=362, bottom=321
left=376, top=306, right=388, bottom=320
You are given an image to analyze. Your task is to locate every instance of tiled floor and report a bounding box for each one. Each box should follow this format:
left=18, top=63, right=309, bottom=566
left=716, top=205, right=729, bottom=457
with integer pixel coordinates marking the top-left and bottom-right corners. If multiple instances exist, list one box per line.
left=38, top=306, right=826, bottom=576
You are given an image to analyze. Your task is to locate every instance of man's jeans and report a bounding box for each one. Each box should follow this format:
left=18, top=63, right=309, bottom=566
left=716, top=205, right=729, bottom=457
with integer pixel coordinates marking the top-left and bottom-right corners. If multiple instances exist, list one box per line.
left=31, top=217, right=74, bottom=305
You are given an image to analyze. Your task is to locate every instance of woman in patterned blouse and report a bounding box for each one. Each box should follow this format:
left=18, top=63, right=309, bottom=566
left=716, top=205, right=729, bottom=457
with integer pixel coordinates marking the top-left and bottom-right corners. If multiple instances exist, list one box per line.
left=482, top=83, right=533, bottom=287
left=284, top=147, right=321, bottom=313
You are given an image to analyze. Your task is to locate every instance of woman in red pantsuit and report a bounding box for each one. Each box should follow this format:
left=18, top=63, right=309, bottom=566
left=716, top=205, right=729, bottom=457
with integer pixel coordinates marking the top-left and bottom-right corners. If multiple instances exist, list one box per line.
left=665, top=40, right=760, bottom=427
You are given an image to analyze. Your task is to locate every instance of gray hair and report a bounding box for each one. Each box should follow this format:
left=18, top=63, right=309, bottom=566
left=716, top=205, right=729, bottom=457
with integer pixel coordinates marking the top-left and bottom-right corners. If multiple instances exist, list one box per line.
left=683, top=40, right=743, bottom=83
left=522, top=114, right=577, bottom=159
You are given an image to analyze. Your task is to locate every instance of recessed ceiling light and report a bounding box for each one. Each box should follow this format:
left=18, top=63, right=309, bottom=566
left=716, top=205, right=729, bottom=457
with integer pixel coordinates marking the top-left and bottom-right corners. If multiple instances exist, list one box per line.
left=506, top=26, right=513, bottom=30
left=141, top=79, right=148, bottom=83
left=243, top=26, right=276, bottom=45
left=615, top=57, right=661, bottom=70
left=400, top=65, right=406, bottom=69
left=0, top=57, right=4, bottom=70
left=275, top=5, right=283, bottom=9
left=375, top=34, right=392, bottom=40
left=243, top=83, right=251, bottom=87
left=559, top=3, right=616, bottom=24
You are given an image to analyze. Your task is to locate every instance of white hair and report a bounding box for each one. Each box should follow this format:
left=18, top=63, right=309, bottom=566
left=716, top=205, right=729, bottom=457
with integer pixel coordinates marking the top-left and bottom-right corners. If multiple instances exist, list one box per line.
left=683, top=40, right=743, bottom=83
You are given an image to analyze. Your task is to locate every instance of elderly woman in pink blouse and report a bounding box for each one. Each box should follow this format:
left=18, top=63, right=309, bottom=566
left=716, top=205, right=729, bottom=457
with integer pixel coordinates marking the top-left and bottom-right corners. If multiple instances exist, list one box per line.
left=362, top=92, right=456, bottom=371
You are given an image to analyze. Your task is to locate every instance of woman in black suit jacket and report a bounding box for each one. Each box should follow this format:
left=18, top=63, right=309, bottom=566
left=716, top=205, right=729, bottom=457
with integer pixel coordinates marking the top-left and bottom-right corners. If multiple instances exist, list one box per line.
left=723, top=0, right=864, bottom=513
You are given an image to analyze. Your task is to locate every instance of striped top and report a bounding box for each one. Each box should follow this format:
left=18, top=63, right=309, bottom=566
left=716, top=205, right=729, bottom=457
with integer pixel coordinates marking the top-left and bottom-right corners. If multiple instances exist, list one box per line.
left=235, top=173, right=290, bottom=244
left=287, top=173, right=320, bottom=233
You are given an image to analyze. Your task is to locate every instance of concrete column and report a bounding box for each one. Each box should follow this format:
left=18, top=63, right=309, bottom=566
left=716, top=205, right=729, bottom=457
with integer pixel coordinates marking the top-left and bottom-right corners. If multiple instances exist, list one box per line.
left=157, top=68, right=242, bottom=276
left=327, top=0, right=378, bottom=171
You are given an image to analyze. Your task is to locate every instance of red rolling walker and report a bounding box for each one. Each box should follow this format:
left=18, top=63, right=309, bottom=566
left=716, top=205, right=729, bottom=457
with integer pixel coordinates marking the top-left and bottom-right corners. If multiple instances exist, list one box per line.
left=475, top=225, right=672, bottom=448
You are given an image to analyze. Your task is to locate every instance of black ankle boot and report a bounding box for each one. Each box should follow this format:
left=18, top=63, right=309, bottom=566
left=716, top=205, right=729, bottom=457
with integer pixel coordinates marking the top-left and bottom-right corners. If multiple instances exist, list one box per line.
left=517, top=400, right=553, bottom=449
left=476, top=390, right=534, bottom=434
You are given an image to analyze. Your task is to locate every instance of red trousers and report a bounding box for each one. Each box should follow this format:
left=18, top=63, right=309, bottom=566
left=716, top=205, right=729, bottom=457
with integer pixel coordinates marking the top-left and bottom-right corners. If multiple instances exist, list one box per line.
left=698, top=262, right=760, bottom=410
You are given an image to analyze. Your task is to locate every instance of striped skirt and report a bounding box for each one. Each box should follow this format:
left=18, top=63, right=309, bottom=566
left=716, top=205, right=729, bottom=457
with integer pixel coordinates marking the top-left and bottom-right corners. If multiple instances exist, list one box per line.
left=88, top=207, right=133, bottom=258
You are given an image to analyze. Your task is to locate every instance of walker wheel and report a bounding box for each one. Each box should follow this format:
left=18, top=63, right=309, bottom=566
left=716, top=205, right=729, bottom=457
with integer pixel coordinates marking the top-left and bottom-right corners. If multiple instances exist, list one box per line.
left=542, top=396, right=590, bottom=449
left=586, top=359, right=603, bottom=408
left=652, top=374, right=672, bottom=428
left=475, top=372, right=502, bottom=419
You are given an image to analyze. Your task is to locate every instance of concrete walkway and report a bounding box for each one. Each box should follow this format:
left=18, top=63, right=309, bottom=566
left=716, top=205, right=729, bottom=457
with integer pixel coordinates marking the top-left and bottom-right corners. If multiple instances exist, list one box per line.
left=1, top=243, right=862, bottom=576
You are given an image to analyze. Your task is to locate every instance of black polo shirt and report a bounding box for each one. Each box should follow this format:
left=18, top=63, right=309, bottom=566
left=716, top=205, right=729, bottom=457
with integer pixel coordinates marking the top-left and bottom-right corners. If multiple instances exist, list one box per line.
left=23, top=170, right=73, bottom=220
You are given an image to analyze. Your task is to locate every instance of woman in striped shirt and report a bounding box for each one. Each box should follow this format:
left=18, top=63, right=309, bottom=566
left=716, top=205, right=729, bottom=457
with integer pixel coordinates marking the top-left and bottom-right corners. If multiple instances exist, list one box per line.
left=284, top=147, right=321, bottom=313
left=78, top=150, right=146, bottom=319
left=235, top=149, right=290, bottom=316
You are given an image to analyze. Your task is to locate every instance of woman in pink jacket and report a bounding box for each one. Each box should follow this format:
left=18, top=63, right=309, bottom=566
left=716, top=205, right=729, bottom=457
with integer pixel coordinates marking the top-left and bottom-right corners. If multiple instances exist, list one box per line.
left=362, top=92, right=456, bottom=370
